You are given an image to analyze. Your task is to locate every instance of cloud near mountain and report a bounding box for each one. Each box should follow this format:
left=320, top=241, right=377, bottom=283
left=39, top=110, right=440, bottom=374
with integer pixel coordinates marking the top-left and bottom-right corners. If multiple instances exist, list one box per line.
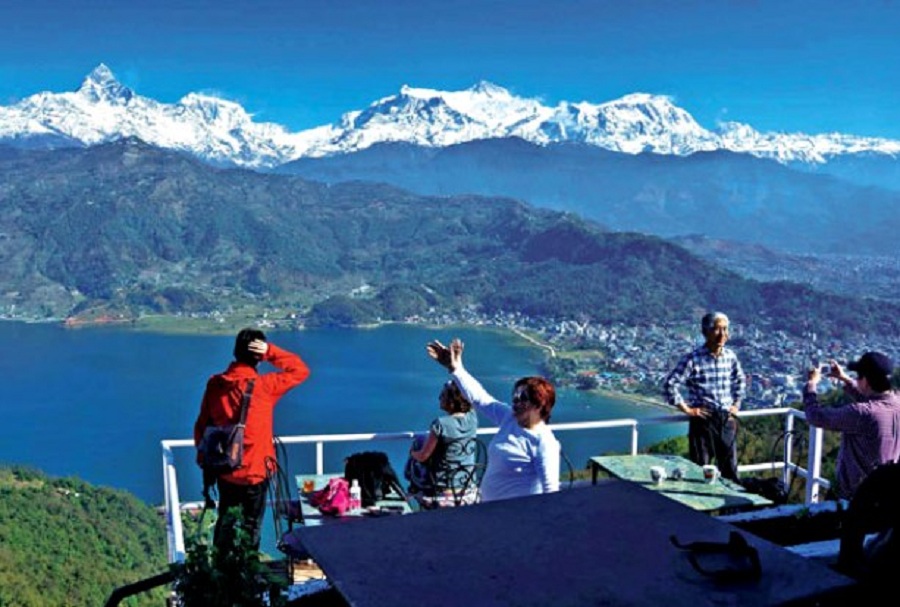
left=1, top=64, right=899, bottom=169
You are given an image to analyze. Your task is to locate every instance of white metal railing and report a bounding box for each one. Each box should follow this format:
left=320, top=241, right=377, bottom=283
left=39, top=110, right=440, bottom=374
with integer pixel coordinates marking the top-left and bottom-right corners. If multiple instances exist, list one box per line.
left=161, top=406, right=827, bottom=563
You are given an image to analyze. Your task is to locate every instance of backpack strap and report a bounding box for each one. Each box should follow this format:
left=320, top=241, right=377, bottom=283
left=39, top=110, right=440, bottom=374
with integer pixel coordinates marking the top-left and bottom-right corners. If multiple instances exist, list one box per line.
left=200, top=379, right=256, bottom=509
left=236, top=379, right=256, bottom=425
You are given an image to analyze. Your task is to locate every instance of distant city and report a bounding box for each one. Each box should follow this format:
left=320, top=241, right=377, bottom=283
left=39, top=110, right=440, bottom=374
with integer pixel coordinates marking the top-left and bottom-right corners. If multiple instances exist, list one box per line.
left=402, top=308, right=899, bottom=410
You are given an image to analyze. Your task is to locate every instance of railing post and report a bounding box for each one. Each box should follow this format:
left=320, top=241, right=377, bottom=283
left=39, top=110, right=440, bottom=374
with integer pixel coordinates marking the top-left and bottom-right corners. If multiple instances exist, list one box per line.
left=806, top=425, right=824, bottom=504
left=783, top=412, right=795, bottom=488
left=162, top=443, right=186, bottom=563
left=316, top=441, right=324, bottom=475
left=630, top=422, right=639, bottom=456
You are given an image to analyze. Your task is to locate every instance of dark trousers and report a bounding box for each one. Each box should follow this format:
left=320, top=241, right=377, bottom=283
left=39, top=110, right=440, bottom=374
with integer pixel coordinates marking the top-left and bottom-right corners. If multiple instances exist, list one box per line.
left=214, top=477, right=269, bottom=552
left=687, top=412, right=739, bottom=481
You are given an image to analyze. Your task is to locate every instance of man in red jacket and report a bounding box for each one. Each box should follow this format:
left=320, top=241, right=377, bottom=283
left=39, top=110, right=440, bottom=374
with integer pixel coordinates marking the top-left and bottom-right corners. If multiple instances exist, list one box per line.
left=194, top=328, right=310, bottom=550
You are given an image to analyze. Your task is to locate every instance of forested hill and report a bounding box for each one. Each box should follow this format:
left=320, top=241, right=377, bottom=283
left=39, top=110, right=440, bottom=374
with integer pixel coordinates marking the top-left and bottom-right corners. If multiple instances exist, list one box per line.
left=1, top=138, right=898, bottom=337
left=0, top=466, right=167, bottom=606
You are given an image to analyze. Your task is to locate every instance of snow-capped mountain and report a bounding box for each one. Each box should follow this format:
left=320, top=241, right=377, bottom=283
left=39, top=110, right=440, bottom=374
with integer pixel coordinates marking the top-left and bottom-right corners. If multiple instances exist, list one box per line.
left=1, top=64, right=899, bottom=168
left=0, top=64, right=334, bottom=167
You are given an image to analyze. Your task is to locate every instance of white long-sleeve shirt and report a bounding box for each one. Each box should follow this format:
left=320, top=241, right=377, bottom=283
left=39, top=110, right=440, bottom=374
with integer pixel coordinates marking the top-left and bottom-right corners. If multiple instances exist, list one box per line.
left=451, top=365, right=560, bottom=501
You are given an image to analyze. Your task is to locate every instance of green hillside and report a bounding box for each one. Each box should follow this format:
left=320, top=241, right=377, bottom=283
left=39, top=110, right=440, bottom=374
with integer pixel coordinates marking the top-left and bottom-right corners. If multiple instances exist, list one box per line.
left=0, top=466, right=167, bottom=606
left=2, top=139, right=900, bottom=338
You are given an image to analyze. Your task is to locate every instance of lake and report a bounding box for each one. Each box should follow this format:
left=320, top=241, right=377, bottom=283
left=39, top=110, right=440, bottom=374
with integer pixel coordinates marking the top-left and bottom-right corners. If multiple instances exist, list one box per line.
left=0, top=321, right=684, bottom=508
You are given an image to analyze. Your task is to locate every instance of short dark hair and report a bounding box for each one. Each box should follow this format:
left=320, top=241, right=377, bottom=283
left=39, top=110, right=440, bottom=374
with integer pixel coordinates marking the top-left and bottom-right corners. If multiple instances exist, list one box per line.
left=440, top=381, right=472, bottom=414
left=233, top=328, right=267, bottom=366
left=513, top=376, right=556, bottom=422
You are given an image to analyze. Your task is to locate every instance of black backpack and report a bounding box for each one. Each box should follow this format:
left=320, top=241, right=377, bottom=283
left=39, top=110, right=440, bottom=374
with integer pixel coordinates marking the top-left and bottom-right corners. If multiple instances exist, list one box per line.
left=344, top=451, right=405, bottom=508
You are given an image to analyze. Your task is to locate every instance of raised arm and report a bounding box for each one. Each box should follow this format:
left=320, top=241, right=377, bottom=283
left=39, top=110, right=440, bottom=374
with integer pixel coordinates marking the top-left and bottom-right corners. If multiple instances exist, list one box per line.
left=258, top=343, right=311, bottom=400
left=803, top=366, right=867, bottom=433
left=427, top=338, right=462, bottom=372
left=427, top=338, right=509, bottom=425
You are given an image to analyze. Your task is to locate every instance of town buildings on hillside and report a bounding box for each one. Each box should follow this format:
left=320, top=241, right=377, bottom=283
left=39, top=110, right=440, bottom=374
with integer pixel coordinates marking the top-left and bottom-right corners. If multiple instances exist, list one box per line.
left=412, top=309, right=900, bottom=410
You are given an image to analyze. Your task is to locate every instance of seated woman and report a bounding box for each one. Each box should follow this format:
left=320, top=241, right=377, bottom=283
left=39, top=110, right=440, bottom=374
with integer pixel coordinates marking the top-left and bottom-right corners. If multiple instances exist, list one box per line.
left=427, top=337, right=560, bottom=502
left=406, top=380, right=479, bottom=508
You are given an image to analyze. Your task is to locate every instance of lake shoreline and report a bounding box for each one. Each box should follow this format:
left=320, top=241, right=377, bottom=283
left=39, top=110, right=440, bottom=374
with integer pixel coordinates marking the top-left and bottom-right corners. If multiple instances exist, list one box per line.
left=2, top=321, right=688, bottom=517
left=3, top=314, right=670, bottom=411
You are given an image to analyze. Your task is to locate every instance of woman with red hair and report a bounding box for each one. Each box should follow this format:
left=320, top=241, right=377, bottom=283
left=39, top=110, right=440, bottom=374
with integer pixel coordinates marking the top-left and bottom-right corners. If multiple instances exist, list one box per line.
left=427, top=337, right=560, bottom=501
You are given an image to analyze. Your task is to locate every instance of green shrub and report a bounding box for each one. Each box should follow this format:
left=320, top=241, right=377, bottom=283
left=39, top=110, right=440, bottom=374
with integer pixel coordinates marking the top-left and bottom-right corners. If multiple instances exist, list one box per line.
left=171, top=508, right=286, bottom=607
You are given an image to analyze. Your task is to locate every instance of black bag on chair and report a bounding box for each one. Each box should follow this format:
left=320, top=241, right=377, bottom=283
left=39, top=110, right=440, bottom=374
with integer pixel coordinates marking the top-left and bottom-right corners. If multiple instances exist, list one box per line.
left=344, top=451, right=404, bottom=507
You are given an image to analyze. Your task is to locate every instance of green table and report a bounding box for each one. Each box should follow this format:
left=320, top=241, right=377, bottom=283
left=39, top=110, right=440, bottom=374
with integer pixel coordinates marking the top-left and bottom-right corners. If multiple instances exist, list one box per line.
left=589, top=454, right=773, bottom=513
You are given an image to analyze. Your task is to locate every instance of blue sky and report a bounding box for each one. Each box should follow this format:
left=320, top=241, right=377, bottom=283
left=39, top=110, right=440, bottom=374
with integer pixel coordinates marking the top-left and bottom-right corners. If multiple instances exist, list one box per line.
left=2, top=0, right=899, bottom=138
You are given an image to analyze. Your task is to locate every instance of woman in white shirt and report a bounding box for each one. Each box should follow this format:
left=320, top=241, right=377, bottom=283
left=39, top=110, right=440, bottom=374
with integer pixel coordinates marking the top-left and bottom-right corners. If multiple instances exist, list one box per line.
left=427, top=338, right=560, bottom=501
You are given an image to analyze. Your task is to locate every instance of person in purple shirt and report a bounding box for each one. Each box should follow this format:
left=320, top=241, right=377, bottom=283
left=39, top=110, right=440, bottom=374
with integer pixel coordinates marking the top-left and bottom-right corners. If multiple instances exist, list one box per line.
left=804, top=351, right=900, bottom=500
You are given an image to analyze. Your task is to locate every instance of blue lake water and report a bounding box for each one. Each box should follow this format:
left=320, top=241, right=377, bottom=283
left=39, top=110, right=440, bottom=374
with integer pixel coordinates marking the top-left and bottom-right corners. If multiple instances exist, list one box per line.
left=0, top=321, right=684, bottom=508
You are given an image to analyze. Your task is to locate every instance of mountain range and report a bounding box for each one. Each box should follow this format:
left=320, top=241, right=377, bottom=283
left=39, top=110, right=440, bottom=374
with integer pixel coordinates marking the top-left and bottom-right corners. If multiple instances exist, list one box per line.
left=2, top=138, right=897, bottom=338
left=3, top=65, right=899, bottom=173
left=279, top=138, right=900, bottom=256
left=4, top=65, right=900, bottom=325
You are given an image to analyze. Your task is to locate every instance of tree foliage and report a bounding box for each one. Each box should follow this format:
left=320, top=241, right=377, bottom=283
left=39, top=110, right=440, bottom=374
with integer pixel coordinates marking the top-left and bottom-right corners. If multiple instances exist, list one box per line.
left=5, top=140, right=900, bottom=338
left=0, top=466, right=167, bottom=606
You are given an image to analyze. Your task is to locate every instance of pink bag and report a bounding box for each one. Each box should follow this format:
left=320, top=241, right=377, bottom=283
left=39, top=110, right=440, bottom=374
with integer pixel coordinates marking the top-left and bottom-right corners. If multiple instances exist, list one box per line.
left=308, top=477, right=350, bottom=516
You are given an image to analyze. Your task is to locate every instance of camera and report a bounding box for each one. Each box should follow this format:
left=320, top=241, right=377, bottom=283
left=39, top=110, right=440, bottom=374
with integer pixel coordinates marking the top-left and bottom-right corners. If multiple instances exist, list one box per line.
left=819, top=365, right=831, bottom=375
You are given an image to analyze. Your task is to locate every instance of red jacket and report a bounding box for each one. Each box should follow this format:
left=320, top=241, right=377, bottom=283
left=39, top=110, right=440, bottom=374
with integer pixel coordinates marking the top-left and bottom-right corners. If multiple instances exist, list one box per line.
left=194, top=343, right=310, bottom=485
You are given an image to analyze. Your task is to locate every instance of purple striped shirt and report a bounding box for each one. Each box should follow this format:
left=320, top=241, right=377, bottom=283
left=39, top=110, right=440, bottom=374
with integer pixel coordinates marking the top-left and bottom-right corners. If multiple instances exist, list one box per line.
left=803, top=382, right=900, bottom=499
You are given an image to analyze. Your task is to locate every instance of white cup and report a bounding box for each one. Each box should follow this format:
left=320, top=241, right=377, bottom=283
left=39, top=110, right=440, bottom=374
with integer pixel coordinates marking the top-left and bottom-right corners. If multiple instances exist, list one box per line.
left=649, top=465, right=667, bottom=485
left=702, top=464, right=720, bottom=484
left=670, top=466, right=684, bottom=481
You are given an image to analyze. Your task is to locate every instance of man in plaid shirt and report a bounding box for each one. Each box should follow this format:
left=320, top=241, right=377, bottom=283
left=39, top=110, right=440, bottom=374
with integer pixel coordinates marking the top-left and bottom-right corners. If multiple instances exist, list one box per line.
left=663, top=312, right=745, bottom=481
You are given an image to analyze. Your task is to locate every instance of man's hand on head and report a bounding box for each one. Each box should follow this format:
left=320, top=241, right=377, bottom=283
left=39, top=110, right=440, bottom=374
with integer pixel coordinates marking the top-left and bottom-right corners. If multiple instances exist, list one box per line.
left=248, top=339, right=268, bottom=359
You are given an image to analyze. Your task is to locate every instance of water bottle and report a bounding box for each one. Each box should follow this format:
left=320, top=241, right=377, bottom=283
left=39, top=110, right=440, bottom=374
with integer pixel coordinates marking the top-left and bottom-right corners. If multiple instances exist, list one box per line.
left=349, top=479, right=362, bottom=514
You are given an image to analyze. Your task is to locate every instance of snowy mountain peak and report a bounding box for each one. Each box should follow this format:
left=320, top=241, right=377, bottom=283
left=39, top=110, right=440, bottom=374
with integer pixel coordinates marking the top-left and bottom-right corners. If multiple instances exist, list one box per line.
left=85, top=63, right=115, bottom=83
left=78, top=64, right=134, bottom=105
left=598, top=93, right=700, bottom=126
left=2, top=66, right=900, bottom=168
left=607, top=92, right=675, bottom=106
left=468, top=80, right=512, bottom=96
left=179, top=92, right=253, bottom=122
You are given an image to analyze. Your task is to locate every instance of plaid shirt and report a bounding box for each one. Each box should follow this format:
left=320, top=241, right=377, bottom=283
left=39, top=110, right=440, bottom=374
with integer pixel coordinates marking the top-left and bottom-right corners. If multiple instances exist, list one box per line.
left=663, top=345, right=745, bottom=411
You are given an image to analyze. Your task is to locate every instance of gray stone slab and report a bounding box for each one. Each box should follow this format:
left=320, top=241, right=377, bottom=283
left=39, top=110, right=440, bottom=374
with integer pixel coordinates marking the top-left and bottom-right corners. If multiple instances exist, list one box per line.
left=296, top=480, right=855, bottom=607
